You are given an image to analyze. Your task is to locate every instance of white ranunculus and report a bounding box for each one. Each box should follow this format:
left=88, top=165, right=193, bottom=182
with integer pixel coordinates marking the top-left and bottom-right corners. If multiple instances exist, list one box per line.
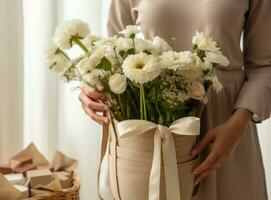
left=54, top=19, right=90, bottom=49
left=82, top=35, right=101, bottom=50
left=119, top=25, right=141, bottom=38
left=205, top=51, right=229, bottom=66
left=151, top=36, right=172, bottom=54
left=189, top=81, right=206, bottom=100
left=45, top=40, right=70, bottom=73
left=122, top=53, right=161, bottom=84
left=192, top=31, right=219, bottom=52
left=109, top=73, right=127, bottom=94
left=83, top=69, right=103, bottom=87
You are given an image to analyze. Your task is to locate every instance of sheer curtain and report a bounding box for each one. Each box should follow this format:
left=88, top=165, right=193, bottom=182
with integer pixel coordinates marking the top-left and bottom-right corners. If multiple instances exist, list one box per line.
left=23, top=0, right=109, bottom=199
left=0, top=0, right=23, bottom=164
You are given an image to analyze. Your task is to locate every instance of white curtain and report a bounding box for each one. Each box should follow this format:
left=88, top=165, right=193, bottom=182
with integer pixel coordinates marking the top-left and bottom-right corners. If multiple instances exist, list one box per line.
left=0, top=0, right=23, bottom=163
left=23, top=0, right=108, bottom=199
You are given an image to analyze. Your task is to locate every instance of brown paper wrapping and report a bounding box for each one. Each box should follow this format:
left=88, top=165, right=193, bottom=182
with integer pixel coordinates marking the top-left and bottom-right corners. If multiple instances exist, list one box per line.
left=0, top=143, right=79, bottom=199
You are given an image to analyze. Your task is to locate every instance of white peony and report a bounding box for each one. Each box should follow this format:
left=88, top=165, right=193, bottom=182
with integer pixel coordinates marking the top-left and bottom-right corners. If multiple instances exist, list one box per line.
left=189, top=81, right=206, bottom=100
left=45, top=40, right=70, bottom=73
left=83, top=69, right=103, bottom=87
left=109, top=73, right=127, bottom=94
left=205, top=51, right=230, bottom=66
left=54, top=19, right=90, bottom=49
left=119, top=25, right=141, bottom=38
left=192, top=31, right=219, bottom=52
left=151, top=36, right=172, bottom=54
left=122, top=53, right=161, bottom=84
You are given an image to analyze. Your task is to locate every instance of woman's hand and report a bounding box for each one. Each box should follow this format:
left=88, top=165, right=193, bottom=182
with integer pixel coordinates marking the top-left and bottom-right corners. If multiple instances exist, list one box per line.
left=79, top=83, right=109, bottom=124
left=192, top=108, right=253, bottom=185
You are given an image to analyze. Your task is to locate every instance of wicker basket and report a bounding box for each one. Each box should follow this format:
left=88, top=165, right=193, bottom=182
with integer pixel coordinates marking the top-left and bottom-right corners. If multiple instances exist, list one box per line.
left=26, top=172, right=80, bottom=200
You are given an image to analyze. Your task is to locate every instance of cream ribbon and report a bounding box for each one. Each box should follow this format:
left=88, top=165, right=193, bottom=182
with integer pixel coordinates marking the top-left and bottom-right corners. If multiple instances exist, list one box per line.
left=117, top=117, right=200, bottom=200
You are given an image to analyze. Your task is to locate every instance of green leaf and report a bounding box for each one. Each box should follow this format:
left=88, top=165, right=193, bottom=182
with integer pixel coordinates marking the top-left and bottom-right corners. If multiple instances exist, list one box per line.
left=96, top=57, right=112, bottom=71
left=143, top=49, right=152, bottom=55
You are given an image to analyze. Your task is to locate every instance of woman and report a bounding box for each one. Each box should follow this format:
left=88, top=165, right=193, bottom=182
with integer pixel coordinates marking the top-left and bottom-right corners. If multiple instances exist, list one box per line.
left=79, top=0, right=271, bottom=199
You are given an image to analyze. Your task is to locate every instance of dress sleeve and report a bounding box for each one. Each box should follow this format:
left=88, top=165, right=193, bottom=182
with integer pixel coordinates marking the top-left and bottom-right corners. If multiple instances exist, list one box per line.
left=234, top=0, right=271, bottom=122
left=107, top=0, right=135, bottom=36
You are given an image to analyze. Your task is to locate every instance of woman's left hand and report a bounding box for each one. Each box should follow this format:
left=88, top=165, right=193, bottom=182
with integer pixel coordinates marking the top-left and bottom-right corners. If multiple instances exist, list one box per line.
left=192, top=108, right=253, bottom=185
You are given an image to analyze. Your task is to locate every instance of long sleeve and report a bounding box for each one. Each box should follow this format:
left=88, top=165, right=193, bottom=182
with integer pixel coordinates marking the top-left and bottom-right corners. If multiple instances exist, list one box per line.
left=107, top=0, right=135, bottom=36
left=234, top=0, right=271, bottom=122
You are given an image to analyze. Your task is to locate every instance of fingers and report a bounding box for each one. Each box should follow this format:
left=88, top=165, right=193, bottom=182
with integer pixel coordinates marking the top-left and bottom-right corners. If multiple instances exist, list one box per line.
left=79, top=92, right=108, bottom=111
left=192, top=131, right=215, bottom=155
left=81, top=84, right=104, bottom=100
left=194, top=156, right=229, bottom=185
left=82, top=104, right=109, bottom=124
left=192, top=150, right=217, bottom=176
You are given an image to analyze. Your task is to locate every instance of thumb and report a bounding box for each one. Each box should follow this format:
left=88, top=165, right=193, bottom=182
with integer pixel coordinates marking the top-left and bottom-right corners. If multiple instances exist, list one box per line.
left=192, top=132, right=215, bottom=155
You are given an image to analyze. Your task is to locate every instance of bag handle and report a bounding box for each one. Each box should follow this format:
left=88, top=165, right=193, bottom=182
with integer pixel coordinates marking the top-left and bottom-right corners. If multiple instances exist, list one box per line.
left=97, top=112, right=111, bottom=200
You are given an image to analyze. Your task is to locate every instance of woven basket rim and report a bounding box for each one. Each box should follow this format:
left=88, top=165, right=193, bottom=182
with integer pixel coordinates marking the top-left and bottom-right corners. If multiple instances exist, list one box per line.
left=26, top=171, right=80, bottom=200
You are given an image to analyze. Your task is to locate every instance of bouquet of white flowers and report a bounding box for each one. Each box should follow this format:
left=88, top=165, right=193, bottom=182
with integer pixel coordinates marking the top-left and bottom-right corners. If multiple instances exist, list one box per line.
left=46, top=19, right=229, bottom=200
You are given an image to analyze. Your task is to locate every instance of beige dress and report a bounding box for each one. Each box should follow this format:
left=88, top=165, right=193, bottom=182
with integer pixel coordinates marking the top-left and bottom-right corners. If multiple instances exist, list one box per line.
left=107, top=0, right=271, bottom=199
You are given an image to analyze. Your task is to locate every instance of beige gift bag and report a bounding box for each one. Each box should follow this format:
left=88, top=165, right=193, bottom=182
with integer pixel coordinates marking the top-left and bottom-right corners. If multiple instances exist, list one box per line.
left=98, top=116, right=200, bottom=200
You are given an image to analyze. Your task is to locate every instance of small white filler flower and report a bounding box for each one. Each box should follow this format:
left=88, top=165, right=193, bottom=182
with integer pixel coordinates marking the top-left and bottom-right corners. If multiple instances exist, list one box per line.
left=119, top=25, right=141, bottom=38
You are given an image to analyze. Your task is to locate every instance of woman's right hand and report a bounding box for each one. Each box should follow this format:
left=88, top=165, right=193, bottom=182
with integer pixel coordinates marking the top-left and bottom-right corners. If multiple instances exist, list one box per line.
left=79, top=83, right=109, bottom=125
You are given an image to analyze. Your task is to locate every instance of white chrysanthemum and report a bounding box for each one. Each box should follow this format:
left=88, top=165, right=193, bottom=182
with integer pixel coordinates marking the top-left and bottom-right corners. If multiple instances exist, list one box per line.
left=119, top=25, right=141, bottom=38
left=83, top=69, right=103, bottom=87
left=116, top=37, right=133, bottom=52
left=122, top=53, right=161, bottom=84
left=135, top=38, right=153, bottom=53
left=45, top=40, right=70, bottom=72
left=192, top=31, right=219, bottom=51
left=54, top=19, right=90, bottom=49
left=94, top=36, right=117, bottom=48
left=109, top=73, right=127, bottom=94
left=151, top=36, right=172, bottom=54
left=160, top=51, right=197, bottom=71
left=82, top=35, right=101, bottom=49
left=76, top=47, right=105, bottom=74
left=189, top=81, right=206, bottom=100
left=205, top=51, right=230, bottom=66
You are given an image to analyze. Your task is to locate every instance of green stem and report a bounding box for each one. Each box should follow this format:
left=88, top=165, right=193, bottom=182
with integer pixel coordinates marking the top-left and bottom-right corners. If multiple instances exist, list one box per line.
left=56, top=48, right=71, bottom=61
left=72, top=37, right=89, bottom=53
left=118, top=94, right=126, bottom=119
left=113, top=47, right=121, bottom=68
left=140, top=84, right=147, bottom=120
left=140, top=86, right=143, bottom=119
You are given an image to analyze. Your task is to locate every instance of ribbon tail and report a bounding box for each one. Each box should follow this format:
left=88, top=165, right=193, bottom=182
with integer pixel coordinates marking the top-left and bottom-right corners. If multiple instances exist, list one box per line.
left=162, top=134, right=181, bottom=200
left=149, top=131, right=162, bottom=200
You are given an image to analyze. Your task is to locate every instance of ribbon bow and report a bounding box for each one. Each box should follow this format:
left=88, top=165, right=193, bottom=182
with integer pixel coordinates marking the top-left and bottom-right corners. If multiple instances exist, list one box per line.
left=117, top=117, right=200, bottom=200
